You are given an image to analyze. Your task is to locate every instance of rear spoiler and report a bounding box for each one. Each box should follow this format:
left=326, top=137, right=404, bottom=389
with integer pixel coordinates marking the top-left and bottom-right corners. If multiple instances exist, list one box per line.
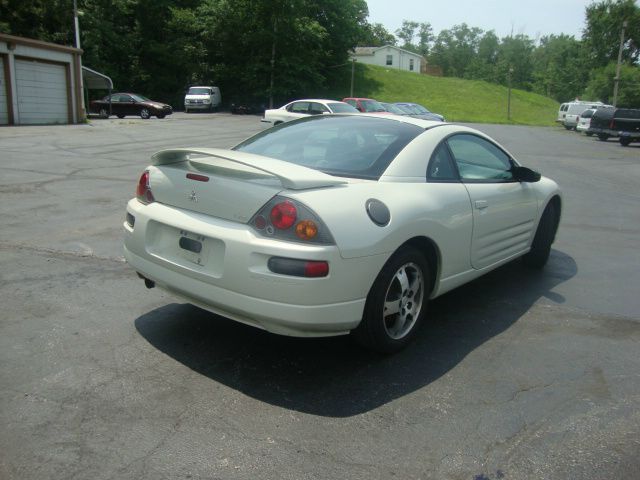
left=152, top=148, right=347, bottom=190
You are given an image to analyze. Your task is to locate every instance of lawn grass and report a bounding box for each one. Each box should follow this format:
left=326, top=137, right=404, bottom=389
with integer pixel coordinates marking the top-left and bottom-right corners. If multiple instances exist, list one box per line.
left=320, top=64, right=559, bottom=126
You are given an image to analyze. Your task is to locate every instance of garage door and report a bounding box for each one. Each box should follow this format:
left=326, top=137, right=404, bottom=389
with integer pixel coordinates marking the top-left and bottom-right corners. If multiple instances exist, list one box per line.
left=0, top=57, right=8, bottom=125
left=15, top=59, right=68, bottom=124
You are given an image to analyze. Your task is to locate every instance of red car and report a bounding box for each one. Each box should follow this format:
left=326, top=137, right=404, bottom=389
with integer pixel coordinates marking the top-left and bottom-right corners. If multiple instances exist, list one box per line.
left=342, top=97, right=392, bottom=114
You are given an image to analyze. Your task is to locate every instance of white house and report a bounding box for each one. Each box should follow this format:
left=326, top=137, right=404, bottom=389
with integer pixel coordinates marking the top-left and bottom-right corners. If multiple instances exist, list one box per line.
left=352, top=45, right=423, bottom=73
left=0, top=33, right=84, bottom=125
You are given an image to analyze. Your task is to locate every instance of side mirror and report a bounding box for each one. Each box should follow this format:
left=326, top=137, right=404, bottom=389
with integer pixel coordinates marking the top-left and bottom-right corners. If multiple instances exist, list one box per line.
left=512, top=166, right=541, bottom=183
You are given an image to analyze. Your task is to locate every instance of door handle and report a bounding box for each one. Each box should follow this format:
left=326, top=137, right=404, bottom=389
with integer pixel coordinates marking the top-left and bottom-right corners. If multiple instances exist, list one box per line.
left=475, top=200, right=488, bottom=210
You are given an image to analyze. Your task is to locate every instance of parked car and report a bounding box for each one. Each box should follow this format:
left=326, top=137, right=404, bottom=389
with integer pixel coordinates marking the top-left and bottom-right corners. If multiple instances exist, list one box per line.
left=184, top=86, right=221, bottom=112
left=563, top=101, right=610, bottom=130
left=576, top=109, right=596, bottom=135
left=590, top=107, right=617, bottom=141
left=261, top=99, right=357, bottom=125
left=394, top=102, right=445, bottom=122
left=124, top=115, right=561, bottom=353
left=380, top=102, right=409, bottom=115
left=342, top=97, right=391, bottom=114
left=590, top=107, right=640, bottom=144
left=614, top=108, right=640, bottom=146
left=91, top=93, right=172, bottom=119
left=556, top=100, right=602, bottom=125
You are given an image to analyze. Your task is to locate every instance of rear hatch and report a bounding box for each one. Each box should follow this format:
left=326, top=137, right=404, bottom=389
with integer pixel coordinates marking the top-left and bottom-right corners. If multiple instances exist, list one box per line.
left=147, top=148, right=346, bottom=223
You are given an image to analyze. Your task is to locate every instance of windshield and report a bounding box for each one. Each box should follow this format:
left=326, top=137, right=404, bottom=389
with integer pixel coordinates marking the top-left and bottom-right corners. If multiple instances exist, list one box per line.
left=394, top=104, right=415, bottom=114
left=188, top=87, right=212, bottom=95
left=327, top=103, right=359, bottom=113
left=411, top=104, right=431, bottom=114
left=234, top=116, right=423, bottom=180
left=130, top=94, right=150, bottom=102
left=360, top=99, right=386, bottom=113
left=382, top=103, right=406, bottom=114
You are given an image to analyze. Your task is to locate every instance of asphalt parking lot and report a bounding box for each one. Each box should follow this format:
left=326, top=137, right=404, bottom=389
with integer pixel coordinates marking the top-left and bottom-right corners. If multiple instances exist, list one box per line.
left=1, top=112, right=639, bottom=480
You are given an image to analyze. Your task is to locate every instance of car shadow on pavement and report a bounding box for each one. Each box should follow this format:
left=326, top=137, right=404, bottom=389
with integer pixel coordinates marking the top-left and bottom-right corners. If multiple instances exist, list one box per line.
left=135, top=249, right=576, bottom=417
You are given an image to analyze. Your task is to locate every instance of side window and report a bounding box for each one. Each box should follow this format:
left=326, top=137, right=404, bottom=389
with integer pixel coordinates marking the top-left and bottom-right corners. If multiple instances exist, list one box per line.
left=309, top=102, right=328, bottom=115
left=345, top=99, right=356, bottom=108
left=427, top=143, right=458, bottom=181
left=289, top=102, right=310, bottom=114
left=447, top=134, right=513, bottom=182
left=119, top=95, right=133, bottom=103
left=386, top=54, right=393, bottom=66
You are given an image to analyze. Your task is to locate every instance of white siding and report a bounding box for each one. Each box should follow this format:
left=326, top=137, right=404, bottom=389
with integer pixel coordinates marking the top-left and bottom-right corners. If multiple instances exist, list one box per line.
left=15, top=59, right=68, bottom=124
left=0, top=57, right=8, bottom=124
left=353, top=46, right=422, bottom=73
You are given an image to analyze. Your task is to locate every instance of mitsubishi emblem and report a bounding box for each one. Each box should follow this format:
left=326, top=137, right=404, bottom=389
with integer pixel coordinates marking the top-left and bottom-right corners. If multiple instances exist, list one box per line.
left=188, top=190, right=198, bottom=202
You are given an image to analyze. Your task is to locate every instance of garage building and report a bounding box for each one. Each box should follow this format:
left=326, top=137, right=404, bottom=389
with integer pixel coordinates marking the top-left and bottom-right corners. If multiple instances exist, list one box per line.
left=0, top=33, right=84, bottom=125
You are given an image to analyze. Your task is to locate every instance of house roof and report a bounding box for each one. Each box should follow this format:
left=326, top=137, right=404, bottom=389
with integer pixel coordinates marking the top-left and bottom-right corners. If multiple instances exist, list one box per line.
left=353, top=45, right=424, bottom=59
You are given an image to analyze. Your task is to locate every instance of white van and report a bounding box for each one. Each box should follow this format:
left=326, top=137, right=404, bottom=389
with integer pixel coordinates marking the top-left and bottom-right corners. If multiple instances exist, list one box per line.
left=184, top=86, right=221, bottom=112
left=558, top=101, right=608, bottom=130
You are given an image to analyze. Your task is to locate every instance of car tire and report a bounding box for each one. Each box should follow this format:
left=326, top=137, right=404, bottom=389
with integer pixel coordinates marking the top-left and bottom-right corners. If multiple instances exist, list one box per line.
left=586, top=132, right=593, bottom=137
left=99, top=108, right=109, bottom=119
left=140, top=108, right=151, bottom=119
left=353, top=247, right=430, bottom=353
left=620, top=137, right=631, bottom=147
left=117, top=114, right=125, bottom=119
left=564, top=125, right=572, bottom=130
left=598, top=134, right=609, bottom=141
left=522, top=202, right=559, bottom=269
left=157, top=113, right=166, bottom=119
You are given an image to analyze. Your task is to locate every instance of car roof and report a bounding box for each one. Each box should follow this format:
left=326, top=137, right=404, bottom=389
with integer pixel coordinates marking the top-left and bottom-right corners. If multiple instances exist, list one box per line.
left=355, top=112, right=443, bottom=128
left=288, top=99, right=346, bottom=104
left=343, top=97, right=377, bottom=101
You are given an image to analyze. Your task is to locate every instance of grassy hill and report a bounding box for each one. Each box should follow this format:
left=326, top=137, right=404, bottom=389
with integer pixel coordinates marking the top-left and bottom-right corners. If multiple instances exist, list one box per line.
left=321, top=64, right=559, bottom=126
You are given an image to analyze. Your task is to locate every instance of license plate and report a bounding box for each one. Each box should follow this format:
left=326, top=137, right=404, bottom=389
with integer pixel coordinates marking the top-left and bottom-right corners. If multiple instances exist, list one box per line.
left=179, top=230, right=206, bottom=265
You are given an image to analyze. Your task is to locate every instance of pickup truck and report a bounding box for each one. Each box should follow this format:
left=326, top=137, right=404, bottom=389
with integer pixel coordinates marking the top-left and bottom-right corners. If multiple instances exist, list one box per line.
left=590, top=107, right=640, bottom=146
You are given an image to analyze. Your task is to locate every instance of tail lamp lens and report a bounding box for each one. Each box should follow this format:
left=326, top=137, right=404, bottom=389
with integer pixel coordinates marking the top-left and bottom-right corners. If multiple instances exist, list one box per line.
left=250, top=196, right=335, bottom=245
left=295, top=220, right=318, bottom=240
left=270, top=201, right=297, bottom=229
left=268, top=257, right=329, bottom=277
left=136, top=170, right=154, bottom=204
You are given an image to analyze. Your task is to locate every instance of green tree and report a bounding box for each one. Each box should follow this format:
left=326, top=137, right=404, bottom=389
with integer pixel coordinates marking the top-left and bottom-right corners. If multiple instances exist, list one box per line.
left=582, top=0, right=640, bottom=67
left=584, top=63, right=640, bottom=106
left=359, top=22, right=396, bottom=46
left=531, top=34, right=586, bottom=101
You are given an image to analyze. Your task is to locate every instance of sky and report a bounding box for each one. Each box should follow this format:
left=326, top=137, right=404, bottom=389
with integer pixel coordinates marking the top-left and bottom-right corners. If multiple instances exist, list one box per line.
left=365, top=0, right=609, bottom=41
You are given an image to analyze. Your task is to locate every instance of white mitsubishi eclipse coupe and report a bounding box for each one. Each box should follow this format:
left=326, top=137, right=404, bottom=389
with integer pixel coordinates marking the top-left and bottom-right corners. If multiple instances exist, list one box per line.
left=124, top=115, right=561, bottom=353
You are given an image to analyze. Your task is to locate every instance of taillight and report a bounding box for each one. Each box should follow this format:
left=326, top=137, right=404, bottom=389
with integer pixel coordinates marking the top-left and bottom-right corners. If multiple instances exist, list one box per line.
left=270, top=201, right=297, bottom=229
left=136, top=170, right=155, bottom=204
left=250, top=196, right=334, bottom=245
left=268, top=257, right=329, bottom=277
left=609, top=119, right=615, bottom=129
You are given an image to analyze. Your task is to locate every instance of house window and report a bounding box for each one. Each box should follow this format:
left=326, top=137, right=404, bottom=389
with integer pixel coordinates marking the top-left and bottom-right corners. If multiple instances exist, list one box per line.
left=386, top=54, right=393, bottom=66
left=409, top=59, right=414, bottom=71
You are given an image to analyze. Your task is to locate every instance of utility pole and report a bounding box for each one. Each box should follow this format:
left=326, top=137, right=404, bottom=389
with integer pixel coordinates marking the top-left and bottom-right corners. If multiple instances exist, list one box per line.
left=350, top=58, right=356, bottom=97
left=507, top=67, right=513, bottom=121
left=73, top=0, right=86, bottom=120
left=612, top=20, right=628, bottom=107
left=269, top=18, right=277, bottom=109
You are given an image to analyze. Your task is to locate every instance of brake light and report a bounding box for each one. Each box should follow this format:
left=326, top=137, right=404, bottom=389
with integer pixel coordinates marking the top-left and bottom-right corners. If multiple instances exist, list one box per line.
left=136, top=170, right=155, bottom=204
left=270, top=201, right=297, bottom=229
left=609, top=119, right=615, bottom=129
left=249, top=196, right=335, bottom=245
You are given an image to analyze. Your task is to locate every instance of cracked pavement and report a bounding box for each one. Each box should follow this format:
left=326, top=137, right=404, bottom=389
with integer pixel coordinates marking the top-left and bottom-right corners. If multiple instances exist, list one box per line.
left=1, top=113, right=639, bottom=479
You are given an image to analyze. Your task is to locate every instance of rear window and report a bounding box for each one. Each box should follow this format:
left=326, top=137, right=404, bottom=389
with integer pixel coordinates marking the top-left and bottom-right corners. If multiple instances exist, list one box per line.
left=234, top=116, right=423, bottom=180
left=327, top=102, right=359, bottom=113
left=188, top=87, right=211, bottom=95
left=581, top=109, right=595, bottom=118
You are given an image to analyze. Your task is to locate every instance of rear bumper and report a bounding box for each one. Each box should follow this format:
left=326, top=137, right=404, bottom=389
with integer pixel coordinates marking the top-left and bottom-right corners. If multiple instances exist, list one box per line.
left=124, top=199, right=386, bottom=337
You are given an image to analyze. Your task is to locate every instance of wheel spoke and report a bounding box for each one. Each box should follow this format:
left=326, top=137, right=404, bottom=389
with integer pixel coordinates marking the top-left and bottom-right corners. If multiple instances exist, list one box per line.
left=395, top=268, right=410, bottom=293
left=384, top=299, right=401, bottom=316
